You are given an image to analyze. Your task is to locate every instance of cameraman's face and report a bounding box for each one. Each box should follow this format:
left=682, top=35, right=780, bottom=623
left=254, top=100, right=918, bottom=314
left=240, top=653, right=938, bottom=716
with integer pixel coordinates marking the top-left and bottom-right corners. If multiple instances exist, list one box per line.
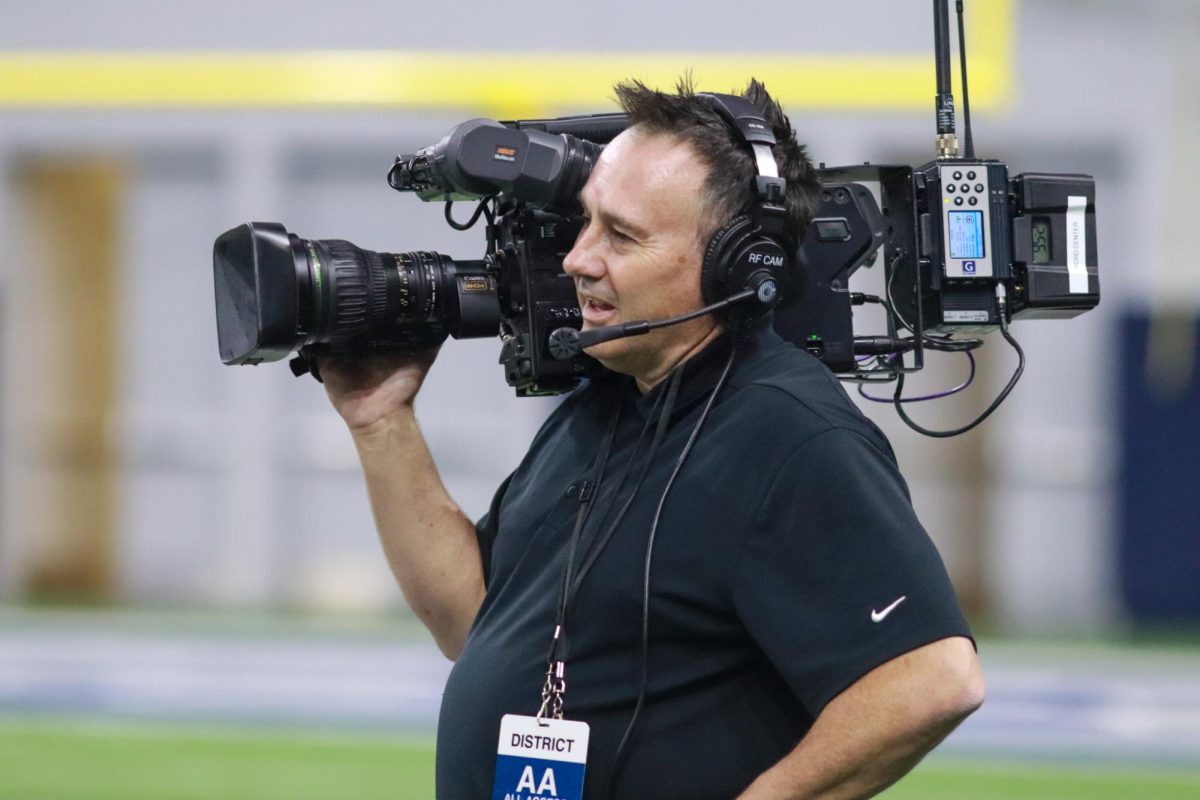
left=563, top=128, right=720, bottom=388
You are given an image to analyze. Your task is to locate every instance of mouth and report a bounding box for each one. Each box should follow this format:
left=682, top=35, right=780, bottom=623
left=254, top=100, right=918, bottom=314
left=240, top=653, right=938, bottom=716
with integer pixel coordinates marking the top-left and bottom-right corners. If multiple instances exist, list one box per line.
left=580, top=296, right=618, bottom=325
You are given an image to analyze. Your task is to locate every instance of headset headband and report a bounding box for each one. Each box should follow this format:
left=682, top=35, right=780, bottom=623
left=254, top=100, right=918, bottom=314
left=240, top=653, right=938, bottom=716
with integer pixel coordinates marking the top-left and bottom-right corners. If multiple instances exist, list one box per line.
left=696, top=92, right=789, bottom=240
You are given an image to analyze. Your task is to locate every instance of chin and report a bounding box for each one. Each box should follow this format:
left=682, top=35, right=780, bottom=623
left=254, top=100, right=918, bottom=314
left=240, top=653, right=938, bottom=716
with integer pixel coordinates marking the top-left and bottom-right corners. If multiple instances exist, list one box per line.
left=583, top=339, right=641, bottom=376
left=586, top=332, right=668, bottom=382
left=583, top=338, right=626, bottom=367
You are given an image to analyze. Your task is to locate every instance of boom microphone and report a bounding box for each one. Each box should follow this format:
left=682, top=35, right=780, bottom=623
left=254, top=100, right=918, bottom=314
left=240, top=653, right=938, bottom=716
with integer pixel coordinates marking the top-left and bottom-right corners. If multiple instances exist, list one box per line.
left=547, top=284, right=770, bottom=361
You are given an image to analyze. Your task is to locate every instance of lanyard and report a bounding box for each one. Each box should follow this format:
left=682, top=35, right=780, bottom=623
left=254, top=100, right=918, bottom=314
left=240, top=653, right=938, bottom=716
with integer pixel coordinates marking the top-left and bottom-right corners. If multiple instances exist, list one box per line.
left=537, top=370, right=683, bottom=722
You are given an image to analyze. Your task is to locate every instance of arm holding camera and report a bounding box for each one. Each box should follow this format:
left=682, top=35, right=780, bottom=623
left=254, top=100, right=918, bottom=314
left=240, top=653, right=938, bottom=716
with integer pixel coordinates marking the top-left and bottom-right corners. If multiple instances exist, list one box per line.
left=320, top=351, right=485, bottom=660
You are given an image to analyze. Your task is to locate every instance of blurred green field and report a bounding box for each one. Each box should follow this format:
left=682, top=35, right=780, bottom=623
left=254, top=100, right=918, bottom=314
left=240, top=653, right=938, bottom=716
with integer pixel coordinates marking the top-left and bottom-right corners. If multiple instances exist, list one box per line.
left=2, top=717, right=1199, bottom=799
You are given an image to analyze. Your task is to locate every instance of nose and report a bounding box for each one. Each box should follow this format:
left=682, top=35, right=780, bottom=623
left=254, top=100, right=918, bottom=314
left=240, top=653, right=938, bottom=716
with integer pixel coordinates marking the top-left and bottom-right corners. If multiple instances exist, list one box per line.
left=563, top=221, right=604, bottom=282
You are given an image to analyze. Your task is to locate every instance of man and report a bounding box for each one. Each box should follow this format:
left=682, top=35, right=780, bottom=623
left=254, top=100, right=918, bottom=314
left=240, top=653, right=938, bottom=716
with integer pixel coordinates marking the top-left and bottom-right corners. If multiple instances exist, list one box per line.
left=322, top=79, right=983, bottom=799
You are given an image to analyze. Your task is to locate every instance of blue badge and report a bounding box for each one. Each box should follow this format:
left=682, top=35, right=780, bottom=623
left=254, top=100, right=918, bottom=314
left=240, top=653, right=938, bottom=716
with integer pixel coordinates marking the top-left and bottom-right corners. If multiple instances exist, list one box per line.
left=493, top=714, right=590, bottom=800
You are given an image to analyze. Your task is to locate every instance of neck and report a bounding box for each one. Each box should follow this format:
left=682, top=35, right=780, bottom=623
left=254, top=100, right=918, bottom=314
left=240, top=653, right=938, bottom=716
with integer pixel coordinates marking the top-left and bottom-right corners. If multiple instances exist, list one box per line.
left=634, top=324, right=725, bottom=393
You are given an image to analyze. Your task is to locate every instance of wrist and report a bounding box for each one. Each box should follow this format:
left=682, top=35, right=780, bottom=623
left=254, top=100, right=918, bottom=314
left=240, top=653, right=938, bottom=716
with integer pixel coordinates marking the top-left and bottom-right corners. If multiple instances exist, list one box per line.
left=348, top=406, right=420, bottom=445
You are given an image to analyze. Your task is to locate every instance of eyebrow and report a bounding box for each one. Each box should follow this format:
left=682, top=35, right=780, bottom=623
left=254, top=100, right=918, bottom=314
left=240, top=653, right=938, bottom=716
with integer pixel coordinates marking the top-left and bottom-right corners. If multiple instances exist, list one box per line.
left=602, top=209, right=650, bottom=240
left=578, top=186, right=651, bottom=239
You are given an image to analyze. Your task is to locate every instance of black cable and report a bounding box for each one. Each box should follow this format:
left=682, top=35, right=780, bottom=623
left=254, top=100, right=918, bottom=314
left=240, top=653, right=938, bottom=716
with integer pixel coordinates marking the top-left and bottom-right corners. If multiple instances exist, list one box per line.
left=859, top=350, right=975, bottom=404
left=893, top=314, right=1024, bottom=437
left=840, top=371, right=902, bottom=384
left=605, top=338, right=739, bottom=799
left=956, top=0, right=976, bottom=159
left=444, top=197, right=492, bottom=231
left=879, top=253, right=983, bottom=361
left=884, top=253, right=914, bottom=333
left=923, top=333, right=984, bottom=353
left=849, top=292, right=884, bottom=306
left=482, top=200, right=497, bottom=253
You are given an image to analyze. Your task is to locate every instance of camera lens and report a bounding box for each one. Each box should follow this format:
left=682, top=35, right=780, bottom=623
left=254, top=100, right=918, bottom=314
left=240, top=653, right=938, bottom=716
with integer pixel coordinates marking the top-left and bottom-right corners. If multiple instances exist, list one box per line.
left=213, top=222, right=499, bottom=365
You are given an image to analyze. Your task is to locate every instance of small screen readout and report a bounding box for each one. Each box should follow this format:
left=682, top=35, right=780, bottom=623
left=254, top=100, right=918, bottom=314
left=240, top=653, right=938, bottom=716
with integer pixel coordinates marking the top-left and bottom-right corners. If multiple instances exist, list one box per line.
left=1032, top=217, right=1052, bottom=264
left=948, top=210, right=985, bottom=259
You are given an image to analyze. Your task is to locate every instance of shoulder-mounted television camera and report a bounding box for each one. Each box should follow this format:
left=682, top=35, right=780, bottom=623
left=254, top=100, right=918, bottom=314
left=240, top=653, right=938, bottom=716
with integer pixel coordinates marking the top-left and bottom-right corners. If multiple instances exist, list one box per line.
left=212, top=1, right=1099, bottom=435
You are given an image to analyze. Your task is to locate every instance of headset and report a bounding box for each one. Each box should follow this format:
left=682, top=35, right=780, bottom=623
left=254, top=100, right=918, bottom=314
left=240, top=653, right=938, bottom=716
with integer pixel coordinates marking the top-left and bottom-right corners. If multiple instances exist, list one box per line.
left=696, top=92, right=796, bottom=314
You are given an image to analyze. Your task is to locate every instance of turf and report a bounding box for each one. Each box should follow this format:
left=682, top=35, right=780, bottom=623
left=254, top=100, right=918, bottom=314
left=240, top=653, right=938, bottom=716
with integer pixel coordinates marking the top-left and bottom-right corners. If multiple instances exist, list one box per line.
left=884, top=759, right=1200, bottom=799
left=1, top=718, right=1198, bottom=799
left=0, top=719, right=434, bottom=800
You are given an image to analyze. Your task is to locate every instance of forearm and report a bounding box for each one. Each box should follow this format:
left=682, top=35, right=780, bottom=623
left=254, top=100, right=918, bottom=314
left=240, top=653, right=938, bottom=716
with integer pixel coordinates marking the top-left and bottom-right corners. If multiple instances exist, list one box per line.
left=353, top=409, right=485, bottom=659
left=737, top=637, right=984, bottom=800
left=736, top=700, right=964, bottom=799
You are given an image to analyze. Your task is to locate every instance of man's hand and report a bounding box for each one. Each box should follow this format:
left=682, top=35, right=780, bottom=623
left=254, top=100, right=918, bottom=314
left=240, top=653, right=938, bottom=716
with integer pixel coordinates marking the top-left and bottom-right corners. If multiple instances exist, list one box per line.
left=320, top=347, right=440, bottom=433
left=736, top=636, right=984, bottom=800
left=320, top=347, right=486, bottom=660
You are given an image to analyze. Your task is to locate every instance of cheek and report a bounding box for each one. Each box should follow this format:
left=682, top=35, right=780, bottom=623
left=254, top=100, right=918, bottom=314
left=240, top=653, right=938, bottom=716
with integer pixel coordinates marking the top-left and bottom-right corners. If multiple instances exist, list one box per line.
left=671, top=248, right=705, bottom=305
left=614, top=245, right=703, bottom=312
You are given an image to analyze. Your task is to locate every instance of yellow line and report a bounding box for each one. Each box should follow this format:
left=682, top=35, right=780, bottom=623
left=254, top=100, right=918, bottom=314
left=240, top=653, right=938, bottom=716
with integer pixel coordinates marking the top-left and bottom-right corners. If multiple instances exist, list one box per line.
left=0, top=3, right=1014, bottom=115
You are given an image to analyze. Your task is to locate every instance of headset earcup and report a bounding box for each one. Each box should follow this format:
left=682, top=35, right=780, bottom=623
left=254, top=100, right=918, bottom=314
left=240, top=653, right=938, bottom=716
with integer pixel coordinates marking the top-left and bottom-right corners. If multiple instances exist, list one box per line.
left=702, top=215, right=793, bottom=313
left=700, top=215, right=755, bottom=306
left=728, top=235, right=791, bottom=307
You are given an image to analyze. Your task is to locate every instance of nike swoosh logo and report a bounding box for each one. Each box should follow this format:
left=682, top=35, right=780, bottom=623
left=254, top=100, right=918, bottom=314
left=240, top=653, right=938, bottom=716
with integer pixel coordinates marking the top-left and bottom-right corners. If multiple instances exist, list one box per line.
left=871, top=596, right=907, bottom=623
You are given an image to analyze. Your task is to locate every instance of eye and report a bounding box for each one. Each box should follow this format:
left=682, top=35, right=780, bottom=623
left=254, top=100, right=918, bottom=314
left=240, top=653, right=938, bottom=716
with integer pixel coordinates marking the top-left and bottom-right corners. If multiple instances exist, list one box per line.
left=611, top=228, right=634, bottom=244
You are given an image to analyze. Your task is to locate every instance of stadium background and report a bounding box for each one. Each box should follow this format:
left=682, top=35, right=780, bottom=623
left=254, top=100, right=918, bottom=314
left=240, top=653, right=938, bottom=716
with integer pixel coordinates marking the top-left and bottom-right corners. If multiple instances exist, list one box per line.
left=0, top=0, right=1197, bottom=796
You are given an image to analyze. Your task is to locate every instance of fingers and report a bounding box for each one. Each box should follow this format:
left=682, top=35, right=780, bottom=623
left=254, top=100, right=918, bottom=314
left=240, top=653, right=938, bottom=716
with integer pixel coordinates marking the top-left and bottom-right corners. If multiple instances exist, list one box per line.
left=316, top=346, right=443, bottom=397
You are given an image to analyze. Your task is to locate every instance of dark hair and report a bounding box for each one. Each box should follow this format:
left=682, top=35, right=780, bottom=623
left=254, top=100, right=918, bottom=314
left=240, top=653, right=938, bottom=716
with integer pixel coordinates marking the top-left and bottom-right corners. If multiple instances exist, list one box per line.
left=613, top=75, right=821, bottom=247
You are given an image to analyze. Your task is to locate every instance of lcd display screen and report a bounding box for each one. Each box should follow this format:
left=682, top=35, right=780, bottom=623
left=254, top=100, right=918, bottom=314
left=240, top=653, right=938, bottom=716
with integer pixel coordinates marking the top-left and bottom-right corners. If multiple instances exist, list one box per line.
left=948, top=210, right=985, bottom=260
left=1032, top=217, right=1052, bottom=264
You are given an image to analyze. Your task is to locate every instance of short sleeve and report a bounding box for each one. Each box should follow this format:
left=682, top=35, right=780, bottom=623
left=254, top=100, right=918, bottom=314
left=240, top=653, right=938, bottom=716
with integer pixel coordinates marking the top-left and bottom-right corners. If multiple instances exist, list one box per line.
left=732, top=427, right=973, bottom=718
left=475, top=472, right=513, bottom=588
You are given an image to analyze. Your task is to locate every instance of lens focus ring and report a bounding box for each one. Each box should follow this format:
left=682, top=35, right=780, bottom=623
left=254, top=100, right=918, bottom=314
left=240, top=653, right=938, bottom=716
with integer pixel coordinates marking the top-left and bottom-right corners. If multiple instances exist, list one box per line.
left=323, top=241, right=371, bottom=340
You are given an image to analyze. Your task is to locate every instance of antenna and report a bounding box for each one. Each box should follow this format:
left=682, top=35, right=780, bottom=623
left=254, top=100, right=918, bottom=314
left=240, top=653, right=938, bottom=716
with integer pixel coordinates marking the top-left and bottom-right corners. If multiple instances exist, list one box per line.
left=956, top=0, right=976, bottom=159
left=932, top=0, right=958, bottom=158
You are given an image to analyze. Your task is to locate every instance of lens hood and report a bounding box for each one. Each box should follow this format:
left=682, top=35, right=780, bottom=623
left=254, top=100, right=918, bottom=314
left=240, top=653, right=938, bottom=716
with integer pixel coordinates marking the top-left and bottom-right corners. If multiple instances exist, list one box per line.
left=213, top=222, right=302, bottom=365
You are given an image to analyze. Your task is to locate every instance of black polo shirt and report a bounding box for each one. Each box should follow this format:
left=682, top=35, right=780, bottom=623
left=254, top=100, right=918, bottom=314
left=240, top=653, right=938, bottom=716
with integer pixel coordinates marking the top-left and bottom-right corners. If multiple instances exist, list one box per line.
left=435, top=322, right=971, bottom=800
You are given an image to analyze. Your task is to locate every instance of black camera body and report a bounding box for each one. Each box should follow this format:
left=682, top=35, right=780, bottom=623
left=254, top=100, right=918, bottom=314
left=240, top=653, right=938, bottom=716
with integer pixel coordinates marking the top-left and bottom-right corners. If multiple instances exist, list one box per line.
left=491, top=202, right=595, bottom=395
left=212, top=113, right=1099, bottom=397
